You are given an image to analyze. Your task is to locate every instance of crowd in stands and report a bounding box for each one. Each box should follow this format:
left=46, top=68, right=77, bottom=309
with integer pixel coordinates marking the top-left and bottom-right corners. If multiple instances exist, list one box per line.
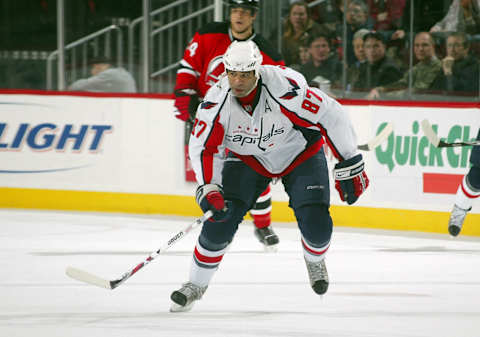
left=2, top=0, right=480, bottom=100
left=280, top=0, right=480, bottom=99
left=59, top=0, right=480, bottom=98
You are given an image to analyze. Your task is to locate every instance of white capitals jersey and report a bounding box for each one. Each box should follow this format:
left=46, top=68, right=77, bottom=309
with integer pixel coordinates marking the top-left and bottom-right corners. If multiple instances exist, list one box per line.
left=189, top=65, right=359, bottom=186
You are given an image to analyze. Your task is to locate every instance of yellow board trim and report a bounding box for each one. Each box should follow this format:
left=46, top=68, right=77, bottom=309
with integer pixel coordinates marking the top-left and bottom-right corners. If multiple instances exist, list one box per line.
left=1, top=187, right=479, bottom=236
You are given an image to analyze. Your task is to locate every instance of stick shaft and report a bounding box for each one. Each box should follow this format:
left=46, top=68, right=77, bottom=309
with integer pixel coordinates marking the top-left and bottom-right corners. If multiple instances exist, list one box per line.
left=113, top=211, right=212, bottom=288
left=66, top=210, right=213, bottom=289
left=439, top=140, right=480, bottom=147
left=357, top=122, right=394, bottom=151
left=422, top=119, right=480, bottom=148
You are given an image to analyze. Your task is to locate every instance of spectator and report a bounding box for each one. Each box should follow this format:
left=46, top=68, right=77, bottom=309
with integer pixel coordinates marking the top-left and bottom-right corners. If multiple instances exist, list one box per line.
left=367, top=32, right=442, bottom=99
left=69, top=56, right=137, bottom=92
left=289, top=42, right=311, bottom=71
left=353, top=31, right=402, bottom=91
left=431, top=32, right=480, bottom=94
left=430, top=0, right=480, bottom=35
left=282, top=1, right=328, bottom=66
left=300, top=34, right=342, bottom=85
left=367, top=0, right=406, bottom=32
left=346, top=28, right=369, bottom=90
left=312, top=0, right=344, bottom=37
left=290, top=0, right=343, bottom=35
left=391, top=0, right=447, bottom=40
left=299, top=43, right=312, bottom=64
left=337, top=0, right=374, bottom=65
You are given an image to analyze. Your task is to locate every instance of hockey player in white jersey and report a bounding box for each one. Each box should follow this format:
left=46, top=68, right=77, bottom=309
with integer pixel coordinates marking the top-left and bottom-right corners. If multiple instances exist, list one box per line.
left=170, top=40, right=369, bottom=312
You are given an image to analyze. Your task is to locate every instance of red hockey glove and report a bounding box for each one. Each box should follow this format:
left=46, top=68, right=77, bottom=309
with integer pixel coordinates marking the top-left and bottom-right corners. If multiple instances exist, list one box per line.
left=196, top=184, right=229, bottom=221
left=333, top=154, right=369, bottom=205
left=174, top=90, right=197, bottom=122
left=174, top=95, right=191, bottom=122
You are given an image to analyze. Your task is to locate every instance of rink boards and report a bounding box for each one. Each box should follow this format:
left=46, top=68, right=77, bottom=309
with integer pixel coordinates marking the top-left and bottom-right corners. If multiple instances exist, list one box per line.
left=0, top=90, right=479, bottom=235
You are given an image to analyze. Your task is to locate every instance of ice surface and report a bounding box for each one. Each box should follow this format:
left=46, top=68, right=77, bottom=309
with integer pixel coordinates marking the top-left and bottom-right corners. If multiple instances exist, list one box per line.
left=0, top=209, right=479, bottom=337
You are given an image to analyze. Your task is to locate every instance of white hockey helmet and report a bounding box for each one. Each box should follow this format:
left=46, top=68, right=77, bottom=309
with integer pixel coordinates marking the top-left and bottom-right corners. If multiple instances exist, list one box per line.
left=223, top=40, right=263, bottom=77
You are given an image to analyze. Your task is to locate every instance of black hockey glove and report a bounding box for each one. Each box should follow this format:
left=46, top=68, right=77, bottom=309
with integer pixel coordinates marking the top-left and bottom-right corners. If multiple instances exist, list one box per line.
left=333, top=154, right=369, bottom=205
left=196, top=184, right=230, bottom=221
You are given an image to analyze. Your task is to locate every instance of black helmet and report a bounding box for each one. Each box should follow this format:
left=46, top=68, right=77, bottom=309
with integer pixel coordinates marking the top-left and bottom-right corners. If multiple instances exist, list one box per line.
left=226, top=0, right=259, bottom=11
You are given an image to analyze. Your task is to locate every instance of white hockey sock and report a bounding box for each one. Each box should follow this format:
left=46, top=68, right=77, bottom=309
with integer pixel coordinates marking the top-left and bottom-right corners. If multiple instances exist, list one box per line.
left=302, top=237, right=330, bottom=263
left=455, top=175, right=480, bottom=210
left=189, top=262, right=217, bottom=287
left=189, top=240, right=229, bottom=287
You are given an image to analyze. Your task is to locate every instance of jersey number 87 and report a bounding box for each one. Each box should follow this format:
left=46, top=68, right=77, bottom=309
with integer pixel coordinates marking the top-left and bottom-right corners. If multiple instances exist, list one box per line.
left=191, top=118, right=207, bottom=138
left=301, top=88, right=323, bottom=114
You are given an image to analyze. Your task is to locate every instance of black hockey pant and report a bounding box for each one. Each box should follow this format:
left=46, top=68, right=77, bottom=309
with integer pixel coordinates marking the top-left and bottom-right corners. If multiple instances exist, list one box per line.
left=198, top=149, right=333, bottom=251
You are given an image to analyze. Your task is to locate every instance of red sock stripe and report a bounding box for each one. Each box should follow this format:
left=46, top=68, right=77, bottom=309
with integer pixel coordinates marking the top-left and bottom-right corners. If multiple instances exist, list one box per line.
left=461, top=180, right=480, bottom=199
left=194, top=246, right=224, bottom=264
left=259, top=185, right=271, bottom=197
left=252, top=213, right=270, bottom=228
left=301, top=239, right=329, bottom=256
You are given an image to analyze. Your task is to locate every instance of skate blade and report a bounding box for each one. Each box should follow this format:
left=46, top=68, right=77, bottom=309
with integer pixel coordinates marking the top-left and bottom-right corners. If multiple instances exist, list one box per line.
left=170, top=301, right=193, bottom=313
left=263, top=244, right=279, bottom=253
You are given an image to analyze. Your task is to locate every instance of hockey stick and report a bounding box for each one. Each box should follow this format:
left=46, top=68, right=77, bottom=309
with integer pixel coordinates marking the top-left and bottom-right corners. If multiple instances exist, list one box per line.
left=421, top=119, right=480, bottom=148
left=357, top=122, right=394, bottom=151
left=66, top=210, right=213, bottom=290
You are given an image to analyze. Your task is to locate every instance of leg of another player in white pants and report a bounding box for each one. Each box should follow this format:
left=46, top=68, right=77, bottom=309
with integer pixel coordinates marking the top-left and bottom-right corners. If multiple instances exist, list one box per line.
left=448, top=174, right=480, bottom=236
left=448, top=137, right=480, bottom=236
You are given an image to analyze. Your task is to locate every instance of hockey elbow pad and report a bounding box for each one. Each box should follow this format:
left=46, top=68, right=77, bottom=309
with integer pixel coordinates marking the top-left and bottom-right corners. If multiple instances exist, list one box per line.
left=195, top=184, right=229, bottom=221
left=333, top=154, right=369, bottom=205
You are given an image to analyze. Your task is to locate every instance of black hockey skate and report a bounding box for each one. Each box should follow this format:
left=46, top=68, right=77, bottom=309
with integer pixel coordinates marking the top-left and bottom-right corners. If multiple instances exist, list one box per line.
left=254, top=226, right=279, bottom=249
left=304, top=258, right=329, bottom=295
left=170, top=282, right=207, bottom=312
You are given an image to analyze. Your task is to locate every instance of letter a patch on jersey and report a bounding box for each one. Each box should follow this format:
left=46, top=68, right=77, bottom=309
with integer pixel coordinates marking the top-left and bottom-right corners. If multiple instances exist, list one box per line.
left=265, top=100, right=272, bottom=112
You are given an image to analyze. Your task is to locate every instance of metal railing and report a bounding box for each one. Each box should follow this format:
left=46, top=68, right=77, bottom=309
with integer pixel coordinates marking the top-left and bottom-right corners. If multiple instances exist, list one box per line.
left=44, top=0, right=287, bottom=93
left=127, top=0, right=216, bottom=92
left=46, top=25, right=123, bottom=90
left=128, top=0, right=191, bottom=74
left=149, top=4, right=215, bottom=92
left=141, top=0, right=287, bottom=93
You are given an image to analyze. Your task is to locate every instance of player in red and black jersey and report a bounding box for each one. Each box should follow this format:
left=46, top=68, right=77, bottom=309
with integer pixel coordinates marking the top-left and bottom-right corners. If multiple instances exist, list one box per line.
left=174, top=0, right=284, bottom=249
